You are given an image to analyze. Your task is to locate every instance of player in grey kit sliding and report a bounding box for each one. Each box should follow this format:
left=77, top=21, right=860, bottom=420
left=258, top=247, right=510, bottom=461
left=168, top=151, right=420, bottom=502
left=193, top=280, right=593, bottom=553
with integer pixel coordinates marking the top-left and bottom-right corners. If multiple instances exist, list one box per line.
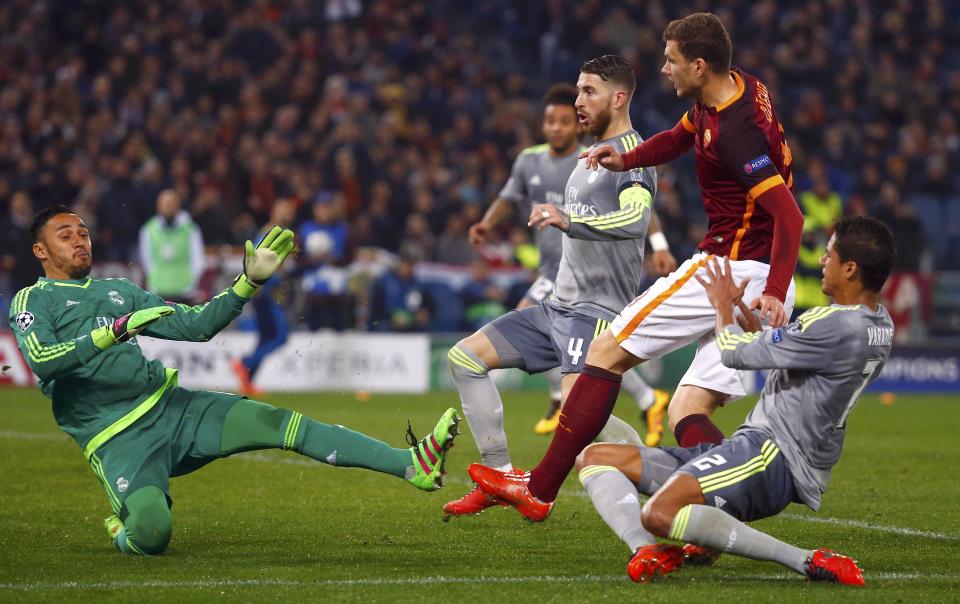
left=576, top=216, right=895, bottom=585
left=446, top=56, right=673, bottom=518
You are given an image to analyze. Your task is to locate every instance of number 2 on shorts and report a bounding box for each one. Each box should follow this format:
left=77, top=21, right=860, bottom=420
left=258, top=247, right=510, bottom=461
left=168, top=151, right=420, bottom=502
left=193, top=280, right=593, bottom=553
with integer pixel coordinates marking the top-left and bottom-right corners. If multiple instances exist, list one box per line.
left=692, top=454, right=728, bottom=471
left=567, top=337, right=584, bottom=365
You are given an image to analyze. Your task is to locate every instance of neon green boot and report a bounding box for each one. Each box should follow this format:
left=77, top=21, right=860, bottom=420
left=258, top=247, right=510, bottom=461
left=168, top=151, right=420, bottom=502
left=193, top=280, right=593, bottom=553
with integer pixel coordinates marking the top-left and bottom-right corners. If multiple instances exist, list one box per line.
left=406, top=408, right=460, bottom=491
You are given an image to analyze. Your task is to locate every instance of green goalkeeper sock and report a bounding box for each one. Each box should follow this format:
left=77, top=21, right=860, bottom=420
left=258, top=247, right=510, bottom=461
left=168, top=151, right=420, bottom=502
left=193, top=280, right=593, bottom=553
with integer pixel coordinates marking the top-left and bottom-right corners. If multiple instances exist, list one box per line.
left=221, top=400, right=412, bottom=479
left=293, top=413, right=412, bottom=478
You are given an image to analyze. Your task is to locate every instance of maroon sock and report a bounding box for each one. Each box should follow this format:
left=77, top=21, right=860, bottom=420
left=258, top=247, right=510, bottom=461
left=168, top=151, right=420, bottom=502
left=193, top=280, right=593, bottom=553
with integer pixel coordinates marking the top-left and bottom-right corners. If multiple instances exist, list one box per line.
left=528, top=365, right=622, bottom=502
left=674, top=413, right=724, bottom=447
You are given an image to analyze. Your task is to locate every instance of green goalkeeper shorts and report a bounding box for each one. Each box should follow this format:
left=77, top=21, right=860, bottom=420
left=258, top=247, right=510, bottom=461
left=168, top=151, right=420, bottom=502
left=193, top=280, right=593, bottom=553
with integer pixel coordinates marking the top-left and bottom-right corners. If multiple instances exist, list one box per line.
left=87, top=387, right=244, bottom=515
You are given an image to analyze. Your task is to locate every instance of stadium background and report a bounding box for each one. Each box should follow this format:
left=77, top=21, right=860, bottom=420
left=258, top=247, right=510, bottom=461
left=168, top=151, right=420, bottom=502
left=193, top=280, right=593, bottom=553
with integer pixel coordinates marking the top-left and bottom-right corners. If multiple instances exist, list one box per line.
left=1, top=1, right=960, bottom=600
left=2, top=0, right=958, bottom=394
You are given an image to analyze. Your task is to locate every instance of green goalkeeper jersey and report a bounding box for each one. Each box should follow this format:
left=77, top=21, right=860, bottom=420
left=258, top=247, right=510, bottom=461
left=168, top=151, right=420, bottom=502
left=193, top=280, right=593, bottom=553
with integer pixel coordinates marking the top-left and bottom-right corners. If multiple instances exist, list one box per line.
left=8, top=276, right=247, bottom=457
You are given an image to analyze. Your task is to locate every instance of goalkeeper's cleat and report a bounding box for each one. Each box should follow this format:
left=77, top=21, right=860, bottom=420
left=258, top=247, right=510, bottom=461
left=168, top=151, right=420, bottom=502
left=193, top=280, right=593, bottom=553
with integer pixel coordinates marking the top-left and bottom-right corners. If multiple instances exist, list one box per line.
left=534, top=399, right=562, bottom=435
left=104, top=515, right=124, bottom=547
left=229, top=359, right=263, bottom=396
left=805, top=549, right=865, bottom=586
left=642, top=389, right=671, bottom=447
left=405, top=408, right=460, bottom=491
left=442, top=484, right=507, bottom=519
left=467, top=464, right=553, bottom=522
left=627, top=543, right=685, bottom=583
left=682, top=543, right=722, bottom=566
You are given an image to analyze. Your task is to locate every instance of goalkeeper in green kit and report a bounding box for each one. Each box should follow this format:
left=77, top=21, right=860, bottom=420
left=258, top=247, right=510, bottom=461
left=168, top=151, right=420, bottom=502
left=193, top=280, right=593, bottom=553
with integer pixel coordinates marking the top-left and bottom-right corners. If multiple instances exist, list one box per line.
left=9, top=206, right=460, bottom=555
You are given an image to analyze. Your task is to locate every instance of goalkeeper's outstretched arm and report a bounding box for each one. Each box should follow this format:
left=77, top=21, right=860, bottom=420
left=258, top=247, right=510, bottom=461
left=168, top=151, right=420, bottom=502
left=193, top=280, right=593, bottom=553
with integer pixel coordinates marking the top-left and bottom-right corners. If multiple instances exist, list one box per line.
left=140, top=225, right=296, bottom=342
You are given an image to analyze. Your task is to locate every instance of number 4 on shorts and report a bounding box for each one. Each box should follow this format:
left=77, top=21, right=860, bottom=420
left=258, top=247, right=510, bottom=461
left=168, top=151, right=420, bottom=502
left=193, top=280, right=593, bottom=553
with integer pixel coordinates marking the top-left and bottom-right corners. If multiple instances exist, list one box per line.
left=567, top=337, right=584, bottom=365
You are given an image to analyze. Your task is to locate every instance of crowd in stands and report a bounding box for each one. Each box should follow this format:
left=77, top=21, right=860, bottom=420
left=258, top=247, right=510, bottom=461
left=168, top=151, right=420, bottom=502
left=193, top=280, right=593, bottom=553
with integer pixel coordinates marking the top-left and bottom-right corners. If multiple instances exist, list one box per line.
left=1, top=0, right=958, bottom=334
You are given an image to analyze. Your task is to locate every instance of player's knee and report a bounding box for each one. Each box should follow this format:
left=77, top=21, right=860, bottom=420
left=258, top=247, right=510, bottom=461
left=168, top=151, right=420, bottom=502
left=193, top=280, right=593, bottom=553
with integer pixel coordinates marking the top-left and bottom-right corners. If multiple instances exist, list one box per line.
left=640, top=496, right=673, bottom=538
left=448, top=340, right=491, bottom=377
left=577, top=443, right=621, bottom=471
left=123, top=487, right=173, bottom=555
left=584, top=330, right=636, bottom=374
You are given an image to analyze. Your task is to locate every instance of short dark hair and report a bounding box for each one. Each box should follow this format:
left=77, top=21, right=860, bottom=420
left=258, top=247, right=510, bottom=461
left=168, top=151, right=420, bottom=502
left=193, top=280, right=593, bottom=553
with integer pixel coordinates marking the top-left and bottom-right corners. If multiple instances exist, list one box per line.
left=541, top=83, right=578, bottom=111
left=663, top=12, right=732, bottom=75
left=580, top=55, right=636, bottom=98
left=832, top=216, right=896, bottom=293
left=30, top=205, right=76, bottom=242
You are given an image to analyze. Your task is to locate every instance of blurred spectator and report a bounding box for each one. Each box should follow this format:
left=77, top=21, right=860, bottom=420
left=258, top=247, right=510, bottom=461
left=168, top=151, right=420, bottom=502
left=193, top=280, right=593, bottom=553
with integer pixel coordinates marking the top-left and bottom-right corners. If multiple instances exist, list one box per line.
left=192, top=186, right=235, bottom=245
left=0, top=0, right=957, bottom=333
left=398, top=213, right=436, bottom=263
left=792, top=226, right=830, bottom=319
left=799, top=173, right=843, bottom=233
left=461, top=260, right=509, bottom=330
left=368, top=255, right=430, bottom=332
left=509, top=227, right=539, bottom=273
left=435, top=213, right=478, bottom=265
left=874, top=183, right=925, bottom=271
left=299, top=194, right=350, bottom=267
left=97, top=157, right=144, bottom=261
left=298, top=194, right=353, bottom=330
left=0, top=191, right=38, bottom=294
left=137, top=189, right=205, bottom=303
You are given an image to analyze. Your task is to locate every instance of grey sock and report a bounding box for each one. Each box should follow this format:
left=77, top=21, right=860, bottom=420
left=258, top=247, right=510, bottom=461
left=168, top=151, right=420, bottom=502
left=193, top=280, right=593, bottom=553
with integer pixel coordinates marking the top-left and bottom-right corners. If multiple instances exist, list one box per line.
left=579, top=465, right=655, bottom=552
left=622, top=369, right=655, bottom=410
left=670, top=504, right=812, bottom=574
left=447, top=343, right=511, bottom=469
left=545, top=366, right=562, bottom=401
left=596, top=414, right=643, bottom=447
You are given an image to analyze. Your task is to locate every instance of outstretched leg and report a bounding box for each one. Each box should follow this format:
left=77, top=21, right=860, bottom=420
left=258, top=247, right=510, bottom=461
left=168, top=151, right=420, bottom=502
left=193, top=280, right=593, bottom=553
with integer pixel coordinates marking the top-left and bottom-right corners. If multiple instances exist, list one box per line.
left=220, top=399, right=458, bottom=490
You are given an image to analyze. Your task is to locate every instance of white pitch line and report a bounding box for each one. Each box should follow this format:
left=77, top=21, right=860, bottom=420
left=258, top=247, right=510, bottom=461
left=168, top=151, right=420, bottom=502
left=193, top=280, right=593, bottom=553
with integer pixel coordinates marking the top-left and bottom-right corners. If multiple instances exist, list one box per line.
left=4, top=434, right=960, bottom=544
left=2, top=571, right=959, bottom=591
left=0, top=430, right=64, bottom=442
left=779, top=513, right=960, bottom=542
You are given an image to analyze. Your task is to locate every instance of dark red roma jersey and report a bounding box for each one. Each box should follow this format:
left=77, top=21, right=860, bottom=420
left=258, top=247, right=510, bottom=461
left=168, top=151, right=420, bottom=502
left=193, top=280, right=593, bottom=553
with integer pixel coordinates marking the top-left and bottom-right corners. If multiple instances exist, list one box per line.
left=682, top=67, right=795, bottom=261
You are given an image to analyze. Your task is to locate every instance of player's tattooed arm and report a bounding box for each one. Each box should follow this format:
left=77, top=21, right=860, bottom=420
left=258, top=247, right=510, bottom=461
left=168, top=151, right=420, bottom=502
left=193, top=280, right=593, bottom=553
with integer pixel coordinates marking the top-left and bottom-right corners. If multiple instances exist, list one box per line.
left=528, top=203, right=571, bottom=232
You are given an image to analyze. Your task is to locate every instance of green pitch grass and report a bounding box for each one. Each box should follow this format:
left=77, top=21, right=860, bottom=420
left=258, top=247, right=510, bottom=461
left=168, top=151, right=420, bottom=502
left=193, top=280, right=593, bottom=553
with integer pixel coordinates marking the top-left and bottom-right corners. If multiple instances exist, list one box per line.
left=1, top=387, right=959, bottom=603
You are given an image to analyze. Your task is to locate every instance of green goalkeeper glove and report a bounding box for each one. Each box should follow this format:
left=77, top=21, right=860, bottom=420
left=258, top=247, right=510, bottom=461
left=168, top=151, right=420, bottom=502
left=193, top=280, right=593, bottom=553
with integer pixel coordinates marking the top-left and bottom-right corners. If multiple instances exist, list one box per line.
left=232, top=226, right=296, bottom=298
left=91, top=306, right=176, bottom=351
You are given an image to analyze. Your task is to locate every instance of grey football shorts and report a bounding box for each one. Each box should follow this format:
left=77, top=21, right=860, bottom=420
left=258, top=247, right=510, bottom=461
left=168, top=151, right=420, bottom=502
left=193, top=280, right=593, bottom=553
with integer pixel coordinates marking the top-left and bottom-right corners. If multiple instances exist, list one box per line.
left=481, top=300, right=612, bottom=374
left=637, top=430, right=800, bottom=522
left=521, top=276, right=555, bottom=305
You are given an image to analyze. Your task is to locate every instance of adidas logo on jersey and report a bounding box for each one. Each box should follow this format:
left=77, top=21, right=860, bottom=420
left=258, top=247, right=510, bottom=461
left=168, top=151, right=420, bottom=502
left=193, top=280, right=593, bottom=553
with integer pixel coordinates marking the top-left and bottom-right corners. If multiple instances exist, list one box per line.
left=326, top=450, right=338, bottom=465
left=529, top=174, right=541, bottom=186
left=714, top=496, right=727, bottom=508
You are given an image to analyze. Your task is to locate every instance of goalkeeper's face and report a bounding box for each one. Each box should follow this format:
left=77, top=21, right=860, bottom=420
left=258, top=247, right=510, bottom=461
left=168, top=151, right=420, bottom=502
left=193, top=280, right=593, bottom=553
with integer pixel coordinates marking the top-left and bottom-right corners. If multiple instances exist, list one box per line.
left=34, top=213, right=93, bottom=279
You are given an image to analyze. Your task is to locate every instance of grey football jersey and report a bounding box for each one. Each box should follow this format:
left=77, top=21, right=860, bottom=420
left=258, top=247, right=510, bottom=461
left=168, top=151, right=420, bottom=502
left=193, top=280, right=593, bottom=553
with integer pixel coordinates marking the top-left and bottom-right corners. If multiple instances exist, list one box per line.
left=720, top=304, right=895, bottom=510
left=499, top=144, right=581, bottom=282
left=552, top=130, right=657, bottom=316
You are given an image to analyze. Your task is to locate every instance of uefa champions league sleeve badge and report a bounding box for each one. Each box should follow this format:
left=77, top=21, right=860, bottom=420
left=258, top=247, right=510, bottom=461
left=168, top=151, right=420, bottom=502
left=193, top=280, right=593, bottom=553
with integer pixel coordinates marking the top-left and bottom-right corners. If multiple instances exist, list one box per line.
left=15, top=311, right=35, bottom=333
